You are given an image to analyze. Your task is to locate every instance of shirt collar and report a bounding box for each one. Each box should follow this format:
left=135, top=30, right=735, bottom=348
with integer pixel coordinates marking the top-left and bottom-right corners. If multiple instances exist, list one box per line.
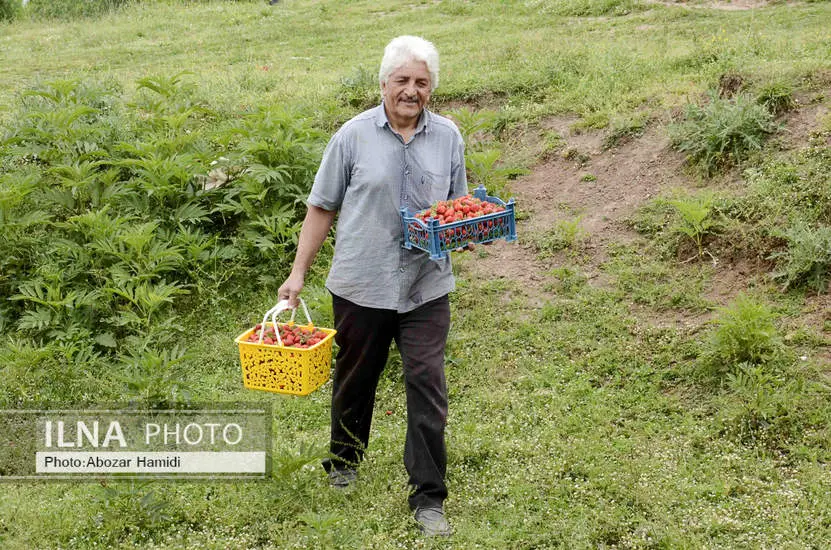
left=375, top=102, right=432, bottom=135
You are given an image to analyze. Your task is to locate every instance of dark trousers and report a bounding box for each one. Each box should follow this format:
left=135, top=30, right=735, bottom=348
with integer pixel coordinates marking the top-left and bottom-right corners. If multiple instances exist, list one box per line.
left=323, top=292, right=451, bottom=510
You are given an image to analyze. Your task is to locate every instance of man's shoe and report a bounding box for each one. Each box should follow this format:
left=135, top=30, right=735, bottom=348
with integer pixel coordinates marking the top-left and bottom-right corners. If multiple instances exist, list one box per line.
left=327, top=468, right=357, bottom=489
left=414, top=506, right=452, bottom=537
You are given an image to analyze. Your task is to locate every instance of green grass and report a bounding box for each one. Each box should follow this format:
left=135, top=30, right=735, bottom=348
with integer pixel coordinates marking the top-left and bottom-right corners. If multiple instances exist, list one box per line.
left=1, top=0, right=831, bottom=548
left=604, top=242, right=713, bottom=311
left=2, top=1, right=831, bottom=127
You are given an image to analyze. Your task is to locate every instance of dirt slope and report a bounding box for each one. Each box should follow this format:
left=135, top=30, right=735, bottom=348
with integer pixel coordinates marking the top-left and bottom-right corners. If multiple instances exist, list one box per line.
left=463, top=119, right=689, bottom=295
left=460, top=93, right=831, bottom=356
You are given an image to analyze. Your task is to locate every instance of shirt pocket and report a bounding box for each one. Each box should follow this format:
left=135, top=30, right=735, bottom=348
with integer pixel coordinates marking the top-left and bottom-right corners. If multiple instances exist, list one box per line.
left=417, top=170, right=451, bottom=207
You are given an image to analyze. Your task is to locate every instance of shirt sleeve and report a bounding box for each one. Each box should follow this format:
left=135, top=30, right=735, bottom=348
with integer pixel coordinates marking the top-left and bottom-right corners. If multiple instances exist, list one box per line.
left=448, top=130, right=468, bottom=200
left=307, top=128, right=351, bottom=211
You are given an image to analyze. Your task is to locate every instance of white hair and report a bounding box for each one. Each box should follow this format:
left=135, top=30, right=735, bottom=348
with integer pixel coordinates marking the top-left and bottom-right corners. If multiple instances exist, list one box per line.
left=379, top=35, right=440, bottom=91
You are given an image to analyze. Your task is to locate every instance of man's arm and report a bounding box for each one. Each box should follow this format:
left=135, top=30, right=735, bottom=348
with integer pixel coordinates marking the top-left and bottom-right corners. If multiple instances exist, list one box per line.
left=278, top=204, right=337, bottom=307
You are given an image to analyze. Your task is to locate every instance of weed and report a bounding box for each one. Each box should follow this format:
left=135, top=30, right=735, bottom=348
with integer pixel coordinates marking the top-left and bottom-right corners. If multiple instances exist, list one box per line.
left=627, top=199, right=676, bottom=237
left=545, top=266, right=588, bottom=295
left=756, top=80, right=796, bottom=116
left=724, top=143, right=831, bottom=282
left=669, top=91, right=778, bottom=175
left=336, top=65, right=378, bottom=110
left=821, top=112, right=831, bottom=133
left=572, top=110, right=610, bottom=131
left=580, top=173, right=597, bottom=183
left=533, top=217, right=586, bottom=257
left=0, top=78, right=323, bottom=367
left=561, top=147, right=591, bottom=165
left=743, top=147, right=831, bottom=227
left=538, top=130, right=565, bottom=161
left=273, top=442, right=329, bottom=480
left=117, top=344, right=190, bottom=407
left=438, top=0, right=474, bottom=16
left=668, top=193, right=719, bottom=259
left=299, top=510, right=360, bottom=547
left=701, top=293, right=785, bottom=378
left=604, top=242, right=711, bottom=311
left=92, top=481, right=178, bottom=545
left=0, top=338, right=106, bottom=405
left=770, top=222, right=831, bottom=292
left=603, top=112, right=649, bottom=149
left=718, top=363, right=803, bottom=450
left=445, top=106, right=498, bottom=145
left=465, top=148, right=527, bottom=197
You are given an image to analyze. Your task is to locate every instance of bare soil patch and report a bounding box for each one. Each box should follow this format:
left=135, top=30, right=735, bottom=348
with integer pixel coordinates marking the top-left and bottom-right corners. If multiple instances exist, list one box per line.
left=778, top=94, right=830, bottom=148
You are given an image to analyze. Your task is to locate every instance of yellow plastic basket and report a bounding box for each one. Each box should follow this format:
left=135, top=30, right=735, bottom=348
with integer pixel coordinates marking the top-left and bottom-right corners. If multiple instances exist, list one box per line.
left=235, top=299, right=336, bottom=396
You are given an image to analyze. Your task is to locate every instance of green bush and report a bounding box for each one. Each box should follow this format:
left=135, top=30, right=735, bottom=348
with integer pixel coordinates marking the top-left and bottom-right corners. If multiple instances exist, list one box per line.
left=0, top=0, right=20, bottom=22
left=0, top=77, right=323, bottom=404
left=702, top=293, right=785, bottom=378
left=770, top=223, right=831, bottom=292
left=669, top=91, right=778, bottom=175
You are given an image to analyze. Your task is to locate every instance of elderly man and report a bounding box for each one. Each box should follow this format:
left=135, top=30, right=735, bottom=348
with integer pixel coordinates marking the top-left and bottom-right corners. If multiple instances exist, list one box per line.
left=278, top=35, right=465, bottom=537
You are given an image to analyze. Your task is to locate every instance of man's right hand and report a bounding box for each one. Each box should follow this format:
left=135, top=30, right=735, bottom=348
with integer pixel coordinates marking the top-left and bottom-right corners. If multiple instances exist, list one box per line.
left=278, top=271, right=305, bottom=309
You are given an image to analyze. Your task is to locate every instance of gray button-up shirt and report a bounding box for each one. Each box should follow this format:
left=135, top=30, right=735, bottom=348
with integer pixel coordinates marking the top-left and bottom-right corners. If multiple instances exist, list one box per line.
left=308, top=103, right=467, bottom=313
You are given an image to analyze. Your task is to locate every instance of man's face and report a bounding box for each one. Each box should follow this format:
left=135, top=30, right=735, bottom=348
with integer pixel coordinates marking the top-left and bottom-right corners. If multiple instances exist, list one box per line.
left=381, top=59, right=431, bottom=125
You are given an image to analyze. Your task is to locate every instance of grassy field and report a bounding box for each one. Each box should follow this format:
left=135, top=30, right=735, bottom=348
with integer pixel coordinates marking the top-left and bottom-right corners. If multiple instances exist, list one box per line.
left=2, top=0, right=831, bottom=548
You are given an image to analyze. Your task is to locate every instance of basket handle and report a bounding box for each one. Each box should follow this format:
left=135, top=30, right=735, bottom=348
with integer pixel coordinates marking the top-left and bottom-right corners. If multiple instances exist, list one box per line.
left=257, top=298, right=313, bottom=345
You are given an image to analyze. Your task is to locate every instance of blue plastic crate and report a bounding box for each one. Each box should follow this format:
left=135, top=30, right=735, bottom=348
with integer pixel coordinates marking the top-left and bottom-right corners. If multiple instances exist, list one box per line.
left=400, top=185, right=517, bottom=260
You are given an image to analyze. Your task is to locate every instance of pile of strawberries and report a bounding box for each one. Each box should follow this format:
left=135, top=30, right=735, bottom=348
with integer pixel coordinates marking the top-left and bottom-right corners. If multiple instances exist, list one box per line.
left=414, top=194, right=505, bottom=225
left=245, top=323, right=328, bottom=348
